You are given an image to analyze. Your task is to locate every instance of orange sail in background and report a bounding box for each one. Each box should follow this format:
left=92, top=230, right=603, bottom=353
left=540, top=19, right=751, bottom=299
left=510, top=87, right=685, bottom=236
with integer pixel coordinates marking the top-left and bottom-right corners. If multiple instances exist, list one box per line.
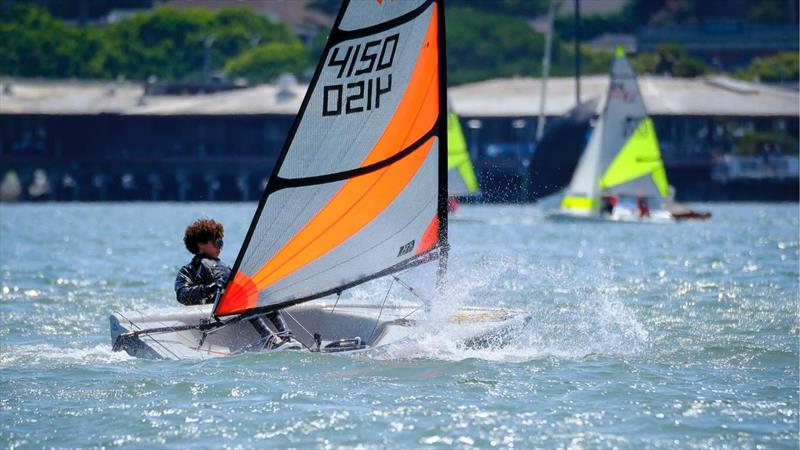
left=215, top=0, right=447, bottom=316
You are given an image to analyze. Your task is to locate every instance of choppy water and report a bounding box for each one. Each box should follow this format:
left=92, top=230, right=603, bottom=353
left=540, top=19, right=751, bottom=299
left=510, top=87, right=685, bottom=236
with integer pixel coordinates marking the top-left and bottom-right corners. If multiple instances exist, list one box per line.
left=1, top=203, right=797, bottom=449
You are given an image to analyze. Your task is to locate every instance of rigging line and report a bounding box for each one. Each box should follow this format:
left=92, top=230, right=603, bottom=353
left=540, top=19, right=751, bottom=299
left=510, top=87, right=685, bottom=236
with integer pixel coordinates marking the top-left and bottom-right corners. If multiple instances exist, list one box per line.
left=368, top=277, right=395, bottom=343
left=113, top=314, right=184, bottom=358
left=134, top=319, right=182, bottom=360
left=401, top=306, right=421, bottom=321
left=121, top=309, right=176, bottom=356
left=118, top=314, right=238, bottom=340
left=330, top=292, right=342, bottom=314
left=138, top=311, right=206, bottom=359
left=281, top=310, right=315, bottom=348
left=392, top=274, right=430, bottom=304
left=391, top=274, right=427, bottom=321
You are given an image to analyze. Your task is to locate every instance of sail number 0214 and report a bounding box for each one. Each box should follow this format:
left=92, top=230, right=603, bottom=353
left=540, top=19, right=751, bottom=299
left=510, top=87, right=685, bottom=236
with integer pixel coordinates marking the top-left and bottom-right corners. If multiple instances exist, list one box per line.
left=322, top=34, right=399, bottom=117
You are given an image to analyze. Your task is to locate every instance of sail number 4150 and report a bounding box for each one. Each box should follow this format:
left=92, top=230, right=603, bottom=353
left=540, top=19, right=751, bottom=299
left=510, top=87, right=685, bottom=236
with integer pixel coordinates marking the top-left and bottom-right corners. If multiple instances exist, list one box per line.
left=322, top=34, right=399, bottom=117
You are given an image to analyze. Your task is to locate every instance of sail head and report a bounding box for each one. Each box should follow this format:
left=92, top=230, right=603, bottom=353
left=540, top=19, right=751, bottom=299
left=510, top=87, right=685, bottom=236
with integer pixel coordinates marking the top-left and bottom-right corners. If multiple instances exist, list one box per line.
left=562, top=113, right=604, bottom=213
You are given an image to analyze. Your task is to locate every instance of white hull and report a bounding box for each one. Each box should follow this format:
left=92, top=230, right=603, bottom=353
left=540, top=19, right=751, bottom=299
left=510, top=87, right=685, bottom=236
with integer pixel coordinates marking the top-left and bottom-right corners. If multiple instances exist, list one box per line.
left=548, top=207, right=674, bottom=224
left=110, top=302, right=531, bottom=360
left=448, top=216, right=485, bottom=223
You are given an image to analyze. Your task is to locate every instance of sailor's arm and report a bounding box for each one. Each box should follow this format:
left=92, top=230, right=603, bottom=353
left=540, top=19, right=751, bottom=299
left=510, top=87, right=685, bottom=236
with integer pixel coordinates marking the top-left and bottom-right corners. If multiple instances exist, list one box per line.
left=205, top=259, right=231, bottom=290
left=174, top=267, right=217, bottom=305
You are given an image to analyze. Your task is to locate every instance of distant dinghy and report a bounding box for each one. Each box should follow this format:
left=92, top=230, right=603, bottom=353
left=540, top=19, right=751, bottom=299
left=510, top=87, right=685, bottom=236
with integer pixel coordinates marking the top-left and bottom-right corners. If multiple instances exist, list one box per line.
left=551, top=46, right=674, bottom=224
left=110, top=0, right=529, bottom=360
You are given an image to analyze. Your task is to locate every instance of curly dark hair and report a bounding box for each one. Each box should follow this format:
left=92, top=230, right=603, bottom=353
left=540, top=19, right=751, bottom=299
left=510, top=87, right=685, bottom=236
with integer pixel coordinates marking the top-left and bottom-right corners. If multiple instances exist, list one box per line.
left=183, top=219, right=224, bottom=254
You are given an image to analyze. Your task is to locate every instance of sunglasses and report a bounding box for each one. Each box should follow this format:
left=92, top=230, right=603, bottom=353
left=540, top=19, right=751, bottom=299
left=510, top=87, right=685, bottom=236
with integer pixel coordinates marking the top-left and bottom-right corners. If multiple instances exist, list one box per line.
left=214, top=238, right=224, bottom=250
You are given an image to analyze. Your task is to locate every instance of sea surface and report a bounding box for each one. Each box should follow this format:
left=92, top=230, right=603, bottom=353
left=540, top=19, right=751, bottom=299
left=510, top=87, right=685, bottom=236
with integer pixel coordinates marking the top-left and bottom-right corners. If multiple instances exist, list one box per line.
left=0, top=203, right=797, bottom=449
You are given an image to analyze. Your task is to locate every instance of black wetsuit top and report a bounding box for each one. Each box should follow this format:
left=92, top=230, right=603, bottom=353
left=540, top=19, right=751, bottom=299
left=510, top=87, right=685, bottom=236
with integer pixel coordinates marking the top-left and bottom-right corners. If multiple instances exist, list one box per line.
left=174, top=255, right=231, bottom=305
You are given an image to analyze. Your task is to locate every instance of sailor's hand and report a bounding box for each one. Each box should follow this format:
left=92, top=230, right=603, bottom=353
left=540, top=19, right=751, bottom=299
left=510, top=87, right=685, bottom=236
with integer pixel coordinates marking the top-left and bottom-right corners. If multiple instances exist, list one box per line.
left=203, top=282, right=221, bottom=295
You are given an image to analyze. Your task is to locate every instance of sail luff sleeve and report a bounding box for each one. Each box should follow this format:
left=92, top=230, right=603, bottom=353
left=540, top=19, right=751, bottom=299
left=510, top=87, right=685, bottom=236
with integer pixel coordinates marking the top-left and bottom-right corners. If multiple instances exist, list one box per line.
left=437, top=0, right=449, bottom=285
left=215, top=0, right=443, bottom=317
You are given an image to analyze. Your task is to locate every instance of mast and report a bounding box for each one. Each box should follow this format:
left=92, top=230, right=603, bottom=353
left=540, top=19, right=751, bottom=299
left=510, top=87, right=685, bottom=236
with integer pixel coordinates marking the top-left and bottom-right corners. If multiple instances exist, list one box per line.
left=536, top=0, right=555, bottom=141
left=436, top=0, right=448, bottom=290
left=574, top=0, right=581, bottom=105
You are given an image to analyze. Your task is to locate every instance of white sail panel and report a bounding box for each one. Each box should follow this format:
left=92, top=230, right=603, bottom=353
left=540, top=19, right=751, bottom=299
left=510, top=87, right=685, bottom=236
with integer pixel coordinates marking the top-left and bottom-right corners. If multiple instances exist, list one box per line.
left=339, top=1, right=427, bottom=31
left=278, top=4, right=434, bottom=179
left=215, top=0, right=444, bottom=316
left=448, top=166, right=470, bottom=196
left=562, top=114, right=604, bottom=212
left=259, top=146, right=438, bottom=303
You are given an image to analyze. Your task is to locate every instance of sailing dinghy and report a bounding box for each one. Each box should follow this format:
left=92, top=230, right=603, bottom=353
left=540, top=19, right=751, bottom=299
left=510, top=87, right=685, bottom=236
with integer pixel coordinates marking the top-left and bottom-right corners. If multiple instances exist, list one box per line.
left=110, top=0, right=529, bottom=360
left=550, top=46, right=674, bottom=224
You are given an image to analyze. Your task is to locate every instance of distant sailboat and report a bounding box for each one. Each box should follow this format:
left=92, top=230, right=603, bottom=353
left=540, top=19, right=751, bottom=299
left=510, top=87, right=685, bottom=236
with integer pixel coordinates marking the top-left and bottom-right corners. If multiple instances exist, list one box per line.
left=551, top=46, right=673, bottom=224
left=447, top=109, right=480, bottom=197
left=110, top=0, right=528, bottom=359
left=446, top=108, right=480, bottom=215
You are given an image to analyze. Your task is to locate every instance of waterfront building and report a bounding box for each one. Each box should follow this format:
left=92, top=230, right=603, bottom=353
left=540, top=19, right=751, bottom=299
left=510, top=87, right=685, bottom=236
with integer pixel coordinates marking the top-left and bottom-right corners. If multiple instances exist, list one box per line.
left=1, top=76, right=797, bottom=202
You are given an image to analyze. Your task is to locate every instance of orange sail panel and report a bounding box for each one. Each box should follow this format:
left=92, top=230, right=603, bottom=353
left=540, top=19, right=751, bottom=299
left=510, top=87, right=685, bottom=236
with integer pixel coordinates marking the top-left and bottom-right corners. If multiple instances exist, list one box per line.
left=215, top=0, right=443, bottom=316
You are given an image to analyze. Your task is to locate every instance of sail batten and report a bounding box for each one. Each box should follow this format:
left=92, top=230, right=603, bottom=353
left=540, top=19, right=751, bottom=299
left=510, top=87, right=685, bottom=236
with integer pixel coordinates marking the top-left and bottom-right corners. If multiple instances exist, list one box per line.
left=271, top=127, right=437, bottom=192
left=214, top=0, right=446, bottom=317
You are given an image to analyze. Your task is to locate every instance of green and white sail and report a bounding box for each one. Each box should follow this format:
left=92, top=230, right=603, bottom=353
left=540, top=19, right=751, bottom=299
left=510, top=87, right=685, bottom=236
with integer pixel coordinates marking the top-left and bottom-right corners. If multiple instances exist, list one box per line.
left=447, top=109, right=480, bottom=196
left=561, top=46, right=669, bottom=214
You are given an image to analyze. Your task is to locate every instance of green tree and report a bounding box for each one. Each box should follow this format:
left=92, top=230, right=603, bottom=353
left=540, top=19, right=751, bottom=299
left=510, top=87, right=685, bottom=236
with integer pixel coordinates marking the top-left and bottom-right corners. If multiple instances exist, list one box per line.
left=446, top=7, right=545, bottom=85
left=99, top=7, right=215, bottom=80
left=308, top=0, right=341, bottom=16
left=0, top=4, right=305, bottom=81
left=554, top=11, right=632, bottom=41
left=209, top=8, right=297, bottom=67
left=735, top=52, right=799, bottom=83
left=8, top=0, right=155, bottom=22
left=223, top=41, right=308, bottom=82
left=735, top=130, right=799, bottom=156
left=747, top=0, right=789, bottom=24
left=0, top=4, right=102, bottom=77
left=629, top=43, right=706, bottom=77
left=98, top=7, right=298, bottom=81
left=307, top=31, right=329, bottom=69
left=446, top=0, right=547, bottom=17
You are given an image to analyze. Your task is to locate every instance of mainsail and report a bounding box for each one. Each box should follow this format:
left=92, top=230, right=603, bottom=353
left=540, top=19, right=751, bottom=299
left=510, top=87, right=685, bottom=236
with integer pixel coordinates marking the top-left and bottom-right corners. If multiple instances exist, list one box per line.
left=561, top=46, right=669, bottom=214
left=214, top=0, right=448, bottom=317
left=447, top=110, right=480, bottom=196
